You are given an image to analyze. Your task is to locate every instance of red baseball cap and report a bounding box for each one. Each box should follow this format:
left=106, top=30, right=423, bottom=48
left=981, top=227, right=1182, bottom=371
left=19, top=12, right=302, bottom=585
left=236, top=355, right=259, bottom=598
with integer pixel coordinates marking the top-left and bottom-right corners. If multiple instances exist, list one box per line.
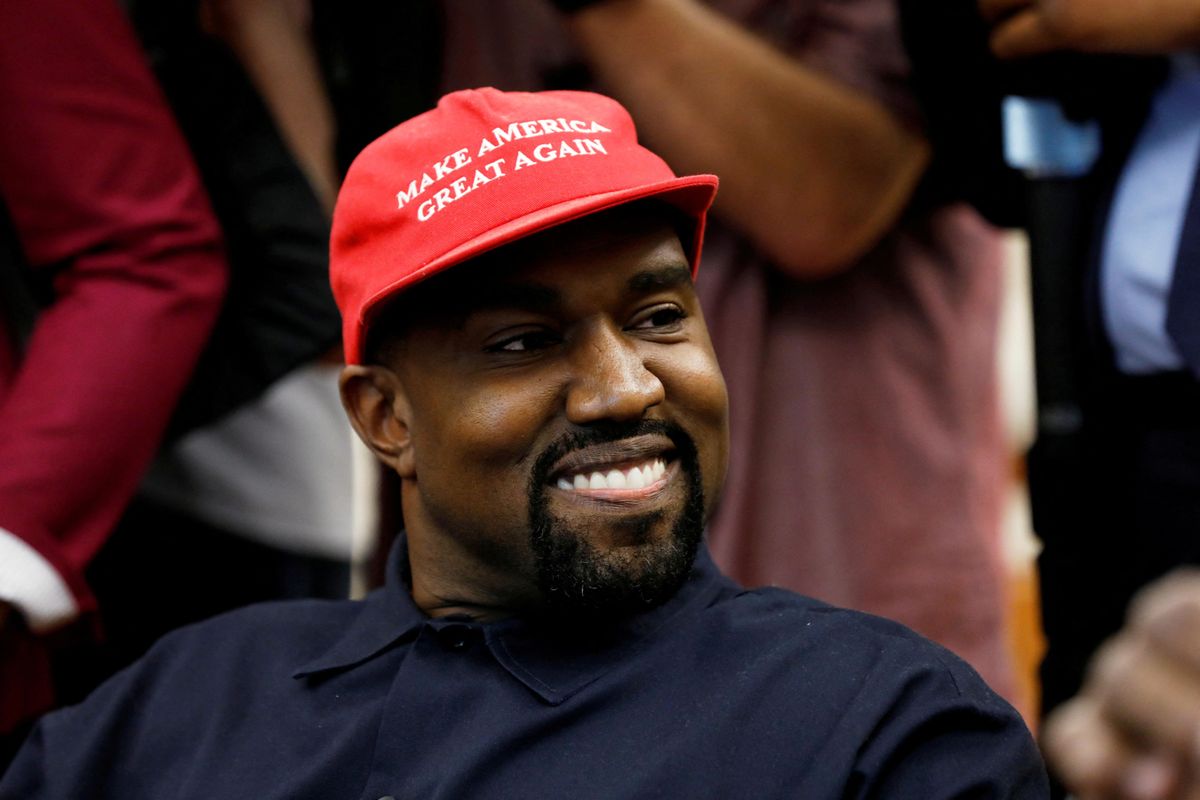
left=330, top=87, right=719, bottom=364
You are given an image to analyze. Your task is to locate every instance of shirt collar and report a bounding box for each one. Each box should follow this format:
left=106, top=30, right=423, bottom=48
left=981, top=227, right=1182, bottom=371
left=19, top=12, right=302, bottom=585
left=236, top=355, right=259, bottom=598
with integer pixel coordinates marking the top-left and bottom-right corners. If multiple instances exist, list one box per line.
left=291, top=539, right=426, bottom=678
left=292, top=533, right=733, bottom=705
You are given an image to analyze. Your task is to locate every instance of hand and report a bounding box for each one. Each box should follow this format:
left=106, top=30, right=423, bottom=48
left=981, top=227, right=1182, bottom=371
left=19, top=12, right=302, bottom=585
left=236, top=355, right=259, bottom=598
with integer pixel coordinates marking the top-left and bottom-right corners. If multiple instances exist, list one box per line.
left=1043, top=571, right=1200, bottom=799
left=979, top=0, right=1200, bottom=58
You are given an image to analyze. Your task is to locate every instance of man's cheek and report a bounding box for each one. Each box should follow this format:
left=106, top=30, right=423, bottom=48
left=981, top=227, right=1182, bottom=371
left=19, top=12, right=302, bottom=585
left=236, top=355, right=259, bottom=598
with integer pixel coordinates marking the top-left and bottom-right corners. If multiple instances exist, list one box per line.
left=658, top=350, right=726, bottom=407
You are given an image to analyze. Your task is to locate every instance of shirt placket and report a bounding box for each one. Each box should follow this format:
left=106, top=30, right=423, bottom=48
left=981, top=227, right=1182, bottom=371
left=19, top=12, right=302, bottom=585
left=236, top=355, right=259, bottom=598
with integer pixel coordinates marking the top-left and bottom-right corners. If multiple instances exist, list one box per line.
left=358, top=620, right=490, bottom=800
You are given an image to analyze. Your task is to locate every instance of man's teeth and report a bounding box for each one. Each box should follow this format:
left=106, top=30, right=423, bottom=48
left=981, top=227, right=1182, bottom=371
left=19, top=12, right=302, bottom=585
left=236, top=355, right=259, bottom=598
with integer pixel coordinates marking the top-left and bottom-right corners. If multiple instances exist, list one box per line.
left=555, top=459, right=667, bottom=491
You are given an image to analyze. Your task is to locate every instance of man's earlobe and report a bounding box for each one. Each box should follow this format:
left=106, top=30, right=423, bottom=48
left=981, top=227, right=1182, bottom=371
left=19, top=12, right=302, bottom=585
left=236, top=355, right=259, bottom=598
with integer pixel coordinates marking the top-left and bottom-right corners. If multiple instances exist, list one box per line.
left=339, top=365, right=416, bottom=478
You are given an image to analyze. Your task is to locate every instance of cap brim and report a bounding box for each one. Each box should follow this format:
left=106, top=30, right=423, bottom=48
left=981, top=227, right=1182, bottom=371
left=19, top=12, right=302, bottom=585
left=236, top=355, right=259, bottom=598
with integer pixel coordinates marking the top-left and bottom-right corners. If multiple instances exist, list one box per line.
left=355, top=173, right=718, bottom=356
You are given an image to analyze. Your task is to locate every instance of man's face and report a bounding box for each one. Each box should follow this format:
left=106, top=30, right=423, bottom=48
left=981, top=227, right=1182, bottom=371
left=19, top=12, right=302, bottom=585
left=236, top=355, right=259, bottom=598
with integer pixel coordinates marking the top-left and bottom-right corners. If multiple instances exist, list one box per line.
left=382, top=208, right=729, bottom=620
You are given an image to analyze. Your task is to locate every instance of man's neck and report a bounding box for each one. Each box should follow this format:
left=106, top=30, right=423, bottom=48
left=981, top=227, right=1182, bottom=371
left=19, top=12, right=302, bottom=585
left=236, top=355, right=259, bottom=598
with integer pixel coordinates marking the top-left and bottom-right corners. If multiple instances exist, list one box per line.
left=403, top=535, right=541, bottom=623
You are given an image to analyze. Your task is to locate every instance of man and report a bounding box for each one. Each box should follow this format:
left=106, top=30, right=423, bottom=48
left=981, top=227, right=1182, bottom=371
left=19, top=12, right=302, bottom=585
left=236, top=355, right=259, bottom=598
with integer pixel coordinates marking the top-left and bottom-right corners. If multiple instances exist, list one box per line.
left=0, top=88, right=1046, bottom=798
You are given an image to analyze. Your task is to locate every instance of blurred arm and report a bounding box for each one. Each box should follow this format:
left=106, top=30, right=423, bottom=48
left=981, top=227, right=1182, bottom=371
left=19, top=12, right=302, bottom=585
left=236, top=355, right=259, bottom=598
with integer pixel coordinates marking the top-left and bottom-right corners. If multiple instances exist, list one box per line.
left=202, top=0, right=340, bottom=214
left=0, top=0, right=227, bottom=631
left=567, top=0, right=930, bottom=279
left=981, top=0, right=1200, bottom=58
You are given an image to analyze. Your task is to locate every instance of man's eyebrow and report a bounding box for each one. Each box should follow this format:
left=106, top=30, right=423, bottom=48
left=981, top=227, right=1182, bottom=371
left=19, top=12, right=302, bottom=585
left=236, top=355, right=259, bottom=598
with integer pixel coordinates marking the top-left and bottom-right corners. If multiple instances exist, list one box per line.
left=628, top=264, right=693, bottom=293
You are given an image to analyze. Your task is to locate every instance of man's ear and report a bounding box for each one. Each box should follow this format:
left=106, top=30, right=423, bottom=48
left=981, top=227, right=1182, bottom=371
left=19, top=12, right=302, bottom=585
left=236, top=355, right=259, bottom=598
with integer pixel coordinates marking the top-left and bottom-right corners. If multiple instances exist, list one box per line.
left=339, top=365, right=416, bottom=478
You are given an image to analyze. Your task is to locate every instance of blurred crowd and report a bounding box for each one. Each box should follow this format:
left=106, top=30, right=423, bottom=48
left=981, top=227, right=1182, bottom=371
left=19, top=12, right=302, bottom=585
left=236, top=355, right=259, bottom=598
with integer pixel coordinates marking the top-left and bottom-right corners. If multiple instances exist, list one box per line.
left=1, top=0, right=1198, bottom=795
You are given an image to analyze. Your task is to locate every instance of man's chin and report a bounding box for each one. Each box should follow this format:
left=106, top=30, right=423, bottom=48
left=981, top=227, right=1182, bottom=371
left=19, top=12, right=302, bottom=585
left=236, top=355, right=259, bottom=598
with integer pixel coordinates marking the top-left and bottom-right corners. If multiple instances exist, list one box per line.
left=529, top=510, right=702, bottom=623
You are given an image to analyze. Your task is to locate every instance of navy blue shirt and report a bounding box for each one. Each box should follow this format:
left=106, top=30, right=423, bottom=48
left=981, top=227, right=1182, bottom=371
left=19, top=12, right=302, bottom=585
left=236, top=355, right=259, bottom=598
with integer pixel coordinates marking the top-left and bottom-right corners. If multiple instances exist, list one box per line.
left=1, top=542, right=1047, bottom=799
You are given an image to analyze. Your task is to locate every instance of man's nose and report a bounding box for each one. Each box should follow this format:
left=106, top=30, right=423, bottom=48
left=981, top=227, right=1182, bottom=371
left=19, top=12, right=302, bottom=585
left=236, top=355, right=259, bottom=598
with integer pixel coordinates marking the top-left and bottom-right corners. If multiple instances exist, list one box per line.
left=565, top=321, right=665, bottom=424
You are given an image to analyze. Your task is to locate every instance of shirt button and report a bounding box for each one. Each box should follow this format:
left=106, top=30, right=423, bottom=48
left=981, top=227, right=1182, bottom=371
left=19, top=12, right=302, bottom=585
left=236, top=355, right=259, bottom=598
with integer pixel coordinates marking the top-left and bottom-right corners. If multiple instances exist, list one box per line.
left=434, top=622, right=479, bottom=651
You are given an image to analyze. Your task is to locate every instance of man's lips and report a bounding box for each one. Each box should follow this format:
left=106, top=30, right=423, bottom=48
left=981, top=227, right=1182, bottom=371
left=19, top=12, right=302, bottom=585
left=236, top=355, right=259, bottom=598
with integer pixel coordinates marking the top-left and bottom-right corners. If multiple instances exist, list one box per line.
left=547, top=434, right=676, bottom=496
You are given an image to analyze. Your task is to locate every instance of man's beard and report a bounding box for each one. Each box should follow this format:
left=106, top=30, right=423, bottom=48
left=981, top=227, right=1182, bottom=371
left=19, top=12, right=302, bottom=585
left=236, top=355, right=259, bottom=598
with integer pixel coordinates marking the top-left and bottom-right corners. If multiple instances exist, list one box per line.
left=526, top=420, right=706, bottom=623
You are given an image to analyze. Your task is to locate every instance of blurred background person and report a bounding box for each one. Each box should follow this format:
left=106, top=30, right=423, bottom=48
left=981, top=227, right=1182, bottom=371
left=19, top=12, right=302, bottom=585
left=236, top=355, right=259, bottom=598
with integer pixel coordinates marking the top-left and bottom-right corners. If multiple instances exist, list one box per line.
left=980, top=0, right=1200, bottom=721
left=905, top=0, right=1198, bottom=713
left=0, top=0, right=227, bottom=764
left=900, top=0, right=1199, bottom=789
left=430, top=0, right=1019, bottom=704
left=83, top=0, right=356, bottom=677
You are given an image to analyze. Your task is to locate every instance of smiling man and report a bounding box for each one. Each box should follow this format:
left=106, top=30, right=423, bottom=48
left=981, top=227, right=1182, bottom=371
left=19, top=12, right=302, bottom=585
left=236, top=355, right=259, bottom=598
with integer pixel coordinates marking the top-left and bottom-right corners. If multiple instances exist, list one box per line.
left=0, top=88, right=1047, bottom=799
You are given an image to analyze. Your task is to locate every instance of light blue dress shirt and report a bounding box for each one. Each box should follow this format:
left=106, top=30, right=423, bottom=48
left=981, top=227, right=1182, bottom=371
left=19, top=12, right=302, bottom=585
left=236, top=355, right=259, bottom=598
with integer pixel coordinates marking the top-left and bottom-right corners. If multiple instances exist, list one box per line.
left=1102, top=55, right=1200, bottom=374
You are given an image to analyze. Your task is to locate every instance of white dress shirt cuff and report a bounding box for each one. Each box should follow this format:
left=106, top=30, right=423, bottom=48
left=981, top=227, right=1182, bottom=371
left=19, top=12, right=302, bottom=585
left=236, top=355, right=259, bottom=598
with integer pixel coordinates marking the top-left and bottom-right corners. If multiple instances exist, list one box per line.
left=0, top=526, right=80, bottom=633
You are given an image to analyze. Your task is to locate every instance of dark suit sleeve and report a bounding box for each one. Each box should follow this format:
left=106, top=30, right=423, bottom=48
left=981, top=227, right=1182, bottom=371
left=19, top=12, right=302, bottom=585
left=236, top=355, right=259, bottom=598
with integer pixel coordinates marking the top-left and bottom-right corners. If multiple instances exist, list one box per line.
left=895, top=0, right=1025, bottom=227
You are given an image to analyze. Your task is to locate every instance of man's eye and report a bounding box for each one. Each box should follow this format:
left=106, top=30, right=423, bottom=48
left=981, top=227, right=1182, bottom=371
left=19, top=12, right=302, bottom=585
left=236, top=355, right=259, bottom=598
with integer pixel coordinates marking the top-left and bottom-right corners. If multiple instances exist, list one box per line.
left=631, top=305, right=686, bottom=331
left=486, top=330, right=560, bottom=353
